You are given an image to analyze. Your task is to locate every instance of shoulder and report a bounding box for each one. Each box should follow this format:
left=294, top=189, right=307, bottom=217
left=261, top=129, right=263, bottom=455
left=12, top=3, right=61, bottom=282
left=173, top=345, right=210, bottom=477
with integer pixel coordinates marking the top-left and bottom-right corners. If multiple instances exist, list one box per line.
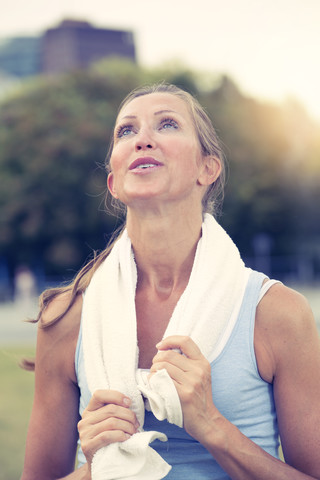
left=255, top=282, right=319, bottom=381
left=256, top=282, right=315, bottom=343
left=36, top=290, right=83, bottom=384
left=41, top=289, right=83, bottom=326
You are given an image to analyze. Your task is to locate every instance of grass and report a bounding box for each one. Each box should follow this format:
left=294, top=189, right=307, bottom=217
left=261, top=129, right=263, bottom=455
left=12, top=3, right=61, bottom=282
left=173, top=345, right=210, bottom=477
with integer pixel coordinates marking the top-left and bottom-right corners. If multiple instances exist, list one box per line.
left=0, top=346, right=35, bottom=480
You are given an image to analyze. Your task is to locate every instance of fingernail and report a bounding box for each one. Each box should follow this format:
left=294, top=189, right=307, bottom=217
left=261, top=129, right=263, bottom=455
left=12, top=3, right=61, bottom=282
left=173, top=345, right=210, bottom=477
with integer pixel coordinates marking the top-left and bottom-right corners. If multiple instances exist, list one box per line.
left=123, top=397, right=131, bottom=406
left=156, top=341, right=163, bottom=348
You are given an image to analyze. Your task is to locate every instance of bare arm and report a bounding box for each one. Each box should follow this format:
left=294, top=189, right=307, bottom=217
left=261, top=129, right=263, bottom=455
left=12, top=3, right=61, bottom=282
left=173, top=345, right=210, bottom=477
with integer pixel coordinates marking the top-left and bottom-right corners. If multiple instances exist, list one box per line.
left=257, top=284, right=320, bottom=476
left=152, top=285, right=320, bottom=479
left=21, top=293, right=86, bottom=480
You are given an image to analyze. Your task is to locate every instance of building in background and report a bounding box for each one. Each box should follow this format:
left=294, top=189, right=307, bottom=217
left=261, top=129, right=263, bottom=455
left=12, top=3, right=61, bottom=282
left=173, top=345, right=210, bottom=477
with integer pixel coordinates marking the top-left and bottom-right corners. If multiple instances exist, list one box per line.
left=0, top=37, right=41, bottom=78
left=42, top=20, right=136, bottom=74
left=0, top=19, right=136, bottom=79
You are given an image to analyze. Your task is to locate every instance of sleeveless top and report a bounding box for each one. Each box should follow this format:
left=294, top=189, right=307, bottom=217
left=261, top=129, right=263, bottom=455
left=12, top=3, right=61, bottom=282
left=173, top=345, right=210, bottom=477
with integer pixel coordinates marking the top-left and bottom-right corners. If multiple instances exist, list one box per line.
left=75, top=270, right=280, bottom=479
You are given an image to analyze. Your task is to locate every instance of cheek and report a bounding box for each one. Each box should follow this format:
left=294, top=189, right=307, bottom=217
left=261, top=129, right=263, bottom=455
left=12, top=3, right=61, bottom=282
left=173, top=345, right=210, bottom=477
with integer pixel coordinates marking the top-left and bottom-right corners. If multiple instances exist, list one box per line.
left=110, top=139, right=130, bottom=166
left=174, top=142, right=202, bottom=171
left=109, top=149, right=127, bottom=181
left=109, top=150, right=120, bottom=172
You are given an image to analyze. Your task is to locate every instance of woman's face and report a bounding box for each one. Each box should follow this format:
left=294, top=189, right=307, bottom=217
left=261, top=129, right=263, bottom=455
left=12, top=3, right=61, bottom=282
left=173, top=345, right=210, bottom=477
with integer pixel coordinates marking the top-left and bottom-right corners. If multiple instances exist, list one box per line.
left=108, top=93, right=218, bottom=212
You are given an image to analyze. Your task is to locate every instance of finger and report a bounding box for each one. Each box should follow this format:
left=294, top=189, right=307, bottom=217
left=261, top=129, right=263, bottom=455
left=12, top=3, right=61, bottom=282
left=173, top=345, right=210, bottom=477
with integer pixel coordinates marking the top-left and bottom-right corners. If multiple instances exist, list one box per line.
left=95, top=429, right=131, bottom=445
left=152, top=348, right=189, bottom=371
left=87, top=389, right=131, bottom=411
left=149, top=360, right=187, bottom=384
left=82, top=402, right=137, bottom=426
left=150, top=361, right=212, bottom=406
left=78, top=409, right=139, bottom=449
left=81, top=428, right=131, bottom=461
left=156, top=335, right=203, bottom=359
left=86, top=416, right=138, bottom=439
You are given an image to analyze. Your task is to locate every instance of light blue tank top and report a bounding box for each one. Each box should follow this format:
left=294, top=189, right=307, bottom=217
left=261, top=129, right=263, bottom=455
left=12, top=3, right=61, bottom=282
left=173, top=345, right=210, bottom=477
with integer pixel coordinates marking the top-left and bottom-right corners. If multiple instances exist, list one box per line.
left=75, top=270, right=280, bottom=478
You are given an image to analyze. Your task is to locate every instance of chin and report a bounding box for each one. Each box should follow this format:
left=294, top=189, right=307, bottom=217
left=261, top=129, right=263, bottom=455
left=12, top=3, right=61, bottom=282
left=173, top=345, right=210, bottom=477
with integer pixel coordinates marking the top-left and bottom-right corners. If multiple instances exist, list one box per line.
left=124, top=187, right=165, bottom=203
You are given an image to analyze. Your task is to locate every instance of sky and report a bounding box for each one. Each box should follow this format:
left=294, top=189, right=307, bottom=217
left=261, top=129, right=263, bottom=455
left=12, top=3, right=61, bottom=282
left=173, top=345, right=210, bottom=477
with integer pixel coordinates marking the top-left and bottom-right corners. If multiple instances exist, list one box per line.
left=1, top=0, right=320, bottom=121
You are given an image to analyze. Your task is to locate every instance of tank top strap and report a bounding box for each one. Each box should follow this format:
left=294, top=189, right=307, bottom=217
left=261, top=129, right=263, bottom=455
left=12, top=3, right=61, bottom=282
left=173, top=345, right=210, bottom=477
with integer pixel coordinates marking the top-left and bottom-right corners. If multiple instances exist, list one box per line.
left=257, top=278, right=282, bottom=305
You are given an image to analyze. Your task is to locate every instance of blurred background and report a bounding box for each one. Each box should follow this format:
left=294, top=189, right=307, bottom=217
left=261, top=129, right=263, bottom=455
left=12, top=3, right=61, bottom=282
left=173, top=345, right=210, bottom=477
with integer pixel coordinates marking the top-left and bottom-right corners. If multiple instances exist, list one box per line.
left=0, top=1, right=319, bottom=478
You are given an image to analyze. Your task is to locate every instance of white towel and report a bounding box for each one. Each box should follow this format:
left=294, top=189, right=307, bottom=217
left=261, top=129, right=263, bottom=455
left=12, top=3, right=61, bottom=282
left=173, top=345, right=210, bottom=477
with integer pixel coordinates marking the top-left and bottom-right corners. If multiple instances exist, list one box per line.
left=82, top=213, right=250, bottom=480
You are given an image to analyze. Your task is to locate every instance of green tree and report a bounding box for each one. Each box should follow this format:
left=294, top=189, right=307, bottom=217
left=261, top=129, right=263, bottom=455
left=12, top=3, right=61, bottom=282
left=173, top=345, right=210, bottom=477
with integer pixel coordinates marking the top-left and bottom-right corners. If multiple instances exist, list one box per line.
left=0, top=60, right=319, bottom=281
left=0, top=70, right=119, bottom=277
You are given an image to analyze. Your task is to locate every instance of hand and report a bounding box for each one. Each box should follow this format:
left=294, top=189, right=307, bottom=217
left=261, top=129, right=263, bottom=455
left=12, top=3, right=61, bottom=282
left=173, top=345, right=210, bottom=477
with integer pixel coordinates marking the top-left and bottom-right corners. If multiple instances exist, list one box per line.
left=77, top=390, right=139, bottom=468
left=150, top=335, right=220, bottom=443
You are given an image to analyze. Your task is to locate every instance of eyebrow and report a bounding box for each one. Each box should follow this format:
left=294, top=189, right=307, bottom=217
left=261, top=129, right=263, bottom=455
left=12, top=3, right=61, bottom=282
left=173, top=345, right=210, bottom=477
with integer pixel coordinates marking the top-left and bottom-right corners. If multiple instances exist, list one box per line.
left=154, top=109, right=178, bottom=116
left=118, top=109, right=179, bottom=122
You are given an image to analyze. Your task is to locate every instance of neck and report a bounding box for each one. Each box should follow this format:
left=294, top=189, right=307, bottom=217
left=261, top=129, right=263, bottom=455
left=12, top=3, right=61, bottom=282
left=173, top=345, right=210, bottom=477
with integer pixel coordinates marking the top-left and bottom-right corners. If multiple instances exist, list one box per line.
left=126, top=208, right=204, bottom=298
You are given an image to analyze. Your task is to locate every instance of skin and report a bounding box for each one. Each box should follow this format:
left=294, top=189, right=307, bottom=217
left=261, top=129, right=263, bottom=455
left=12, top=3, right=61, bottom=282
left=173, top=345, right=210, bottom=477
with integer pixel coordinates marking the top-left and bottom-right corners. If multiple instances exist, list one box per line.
left=21, top=93, right=320, bottom=480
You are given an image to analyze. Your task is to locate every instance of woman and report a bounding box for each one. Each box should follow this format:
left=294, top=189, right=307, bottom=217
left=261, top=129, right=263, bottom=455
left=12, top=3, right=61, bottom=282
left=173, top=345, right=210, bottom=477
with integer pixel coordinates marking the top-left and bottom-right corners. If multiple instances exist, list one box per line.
left=21, top=84, right=320, bottom=479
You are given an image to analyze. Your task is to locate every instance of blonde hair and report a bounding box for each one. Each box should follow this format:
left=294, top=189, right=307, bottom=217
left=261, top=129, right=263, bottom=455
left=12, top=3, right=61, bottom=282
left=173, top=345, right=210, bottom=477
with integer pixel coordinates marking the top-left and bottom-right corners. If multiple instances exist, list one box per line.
left=33, top=83, right=225, bottom=333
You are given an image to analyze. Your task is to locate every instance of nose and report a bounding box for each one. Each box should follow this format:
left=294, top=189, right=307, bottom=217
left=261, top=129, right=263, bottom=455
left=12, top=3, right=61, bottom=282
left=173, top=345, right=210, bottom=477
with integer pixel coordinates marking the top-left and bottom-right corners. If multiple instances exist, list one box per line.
left=135, top=127, right=154, bottom=151
left=136, top=142, right=153, bottom=151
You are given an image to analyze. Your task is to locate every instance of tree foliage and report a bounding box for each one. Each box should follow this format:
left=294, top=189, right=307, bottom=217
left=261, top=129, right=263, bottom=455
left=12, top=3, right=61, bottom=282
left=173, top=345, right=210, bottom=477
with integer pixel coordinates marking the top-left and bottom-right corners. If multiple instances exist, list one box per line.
left=0, top=59, right=319, bottom=281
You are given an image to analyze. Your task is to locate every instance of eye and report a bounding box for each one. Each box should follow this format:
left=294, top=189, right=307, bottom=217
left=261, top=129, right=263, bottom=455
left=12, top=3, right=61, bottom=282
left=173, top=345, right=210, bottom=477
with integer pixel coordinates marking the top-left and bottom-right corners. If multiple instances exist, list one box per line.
left=116, top=124, right=134, bottom=138
left=159, top=118, right=179, bottom=130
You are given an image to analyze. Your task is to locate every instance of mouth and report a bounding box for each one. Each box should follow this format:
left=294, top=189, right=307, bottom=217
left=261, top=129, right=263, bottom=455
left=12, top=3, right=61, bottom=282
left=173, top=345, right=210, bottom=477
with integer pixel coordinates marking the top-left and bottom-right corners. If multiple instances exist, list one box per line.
left=129, top=157, right=163, bottom=171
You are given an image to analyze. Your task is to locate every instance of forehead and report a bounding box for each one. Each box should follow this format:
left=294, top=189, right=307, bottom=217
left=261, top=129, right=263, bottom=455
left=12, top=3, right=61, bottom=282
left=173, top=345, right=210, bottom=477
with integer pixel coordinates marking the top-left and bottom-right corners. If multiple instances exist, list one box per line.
left=117, top=92, right=192, bottom=122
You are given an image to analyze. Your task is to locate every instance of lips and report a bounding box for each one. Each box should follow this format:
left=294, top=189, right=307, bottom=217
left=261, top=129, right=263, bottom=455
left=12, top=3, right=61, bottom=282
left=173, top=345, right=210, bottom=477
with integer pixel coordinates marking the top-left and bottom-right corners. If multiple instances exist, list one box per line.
left=129, top=157, right=163, bottom=170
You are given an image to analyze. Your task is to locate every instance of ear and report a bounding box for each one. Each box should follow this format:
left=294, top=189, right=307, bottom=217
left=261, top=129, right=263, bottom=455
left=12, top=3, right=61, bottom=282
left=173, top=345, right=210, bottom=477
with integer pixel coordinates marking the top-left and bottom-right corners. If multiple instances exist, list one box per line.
left=197, top=155, right=221, bottom=186
left=107, top=172, right=119, bottom=199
